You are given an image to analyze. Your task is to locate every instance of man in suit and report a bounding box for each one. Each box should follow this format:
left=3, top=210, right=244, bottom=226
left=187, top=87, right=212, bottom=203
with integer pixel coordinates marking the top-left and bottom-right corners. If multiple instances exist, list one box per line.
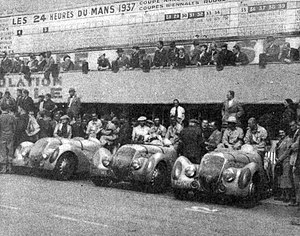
left=67, top=88, right=81, bottom=120
left=153, top=41, right=168, bottom=68
left=233, top=44, right=249, bottom=65
left=1, top=52, right=13, bottom=74
left=170, top=99, right=185, bottom=125
left=198, top=45, right=210, bottom=66
left=259, top=36, right=280, bottom=69
left=22, top=89, right=34, bottom=113
left=218, top=43, right=236, bottom=67
left=221, top=90, right=244, bottom=127
left=279, top=42, right=299, bottom=63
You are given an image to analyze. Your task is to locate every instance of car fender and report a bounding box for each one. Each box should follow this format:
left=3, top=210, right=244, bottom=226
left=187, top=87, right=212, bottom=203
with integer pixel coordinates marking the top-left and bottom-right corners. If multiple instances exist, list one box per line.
left=171, top=156, right=200, bottom=190
left=13, top=142, right=34, bottom=167
left=144, top=152, right=168, bottom=183
left=90, top=147, right=112, bottom=177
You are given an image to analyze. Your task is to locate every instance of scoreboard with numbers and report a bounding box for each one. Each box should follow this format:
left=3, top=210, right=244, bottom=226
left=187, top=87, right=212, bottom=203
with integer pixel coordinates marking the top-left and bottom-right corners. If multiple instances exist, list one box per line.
left=1, top=0, right=300, bottom=54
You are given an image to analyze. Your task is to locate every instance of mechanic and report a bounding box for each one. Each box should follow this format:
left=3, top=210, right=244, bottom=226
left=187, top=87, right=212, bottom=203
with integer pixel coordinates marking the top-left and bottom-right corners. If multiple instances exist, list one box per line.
left=148, top=118, right=167, bottom=142
left=244, top=117, right=268, bottom=159
left=205, top=121, right=222, bottom=152
left=86, top=113, right=102, bottom=139
left=99, top=116, right=119, bottom=146
left=165, top=116, right=183, bottom=150
left=132, top=116, right=150, bottom=143
left=218, top=116, right=244, bottom=150
left=53, top=115, right=72, bottom=139
left=0, top=105, right=16, bottom=174
left=178, top=119, right=204, bottom=164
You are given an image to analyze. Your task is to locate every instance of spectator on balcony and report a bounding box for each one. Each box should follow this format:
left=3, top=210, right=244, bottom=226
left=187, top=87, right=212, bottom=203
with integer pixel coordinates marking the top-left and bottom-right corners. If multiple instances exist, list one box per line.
left=190, top=42, right=201, bottom=65
left=130, top=46, right=140, bottom=69
left=37, top=52, right=47, bottom=72
left=61, top=55, right=74, bottom=72
left=259, top=36, right=280, bottom=69
left=28, top=54, right=39, bottom=72
left=97, top=53, right=111, bottom=71
left=207, top=42, right=218, bottom=65
left=168, top=41, right=179, bottom=68
left=1, top=52, right=13, bottom=74
left=176, top=48, right=190, bottom=68
left=11, top=54, right=24, bottom=73
left=198, top=44, right=210, bottom=66
left=153, top=41, right=168, bottom=68
left=233, top=44, right=249, bottom=65
left=139, top=49, right=151, bottom=73
left=111, top=48, right=130, bottom=72
left=279, top=42, right=299, bottom=64
left=218, top=43, right=236, bottom=67
left=44, top=51, right=55, bottom=79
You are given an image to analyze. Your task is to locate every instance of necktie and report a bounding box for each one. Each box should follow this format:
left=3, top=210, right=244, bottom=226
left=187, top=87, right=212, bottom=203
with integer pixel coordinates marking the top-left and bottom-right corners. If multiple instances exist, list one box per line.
left=175, top=107, right=178, bottom=119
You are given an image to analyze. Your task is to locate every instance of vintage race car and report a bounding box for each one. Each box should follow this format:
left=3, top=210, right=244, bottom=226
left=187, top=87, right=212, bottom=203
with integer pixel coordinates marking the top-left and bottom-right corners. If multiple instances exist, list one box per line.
left=171, top=145, right=271, bottom=203
left=13, top=137, right=101, bottom=180
left=90, top=143, right=177, bottom=193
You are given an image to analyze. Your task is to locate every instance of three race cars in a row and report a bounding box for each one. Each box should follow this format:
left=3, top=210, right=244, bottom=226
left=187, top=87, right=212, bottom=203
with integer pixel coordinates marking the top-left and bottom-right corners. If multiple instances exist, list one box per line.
left=13, top=137, right=271, bottom=202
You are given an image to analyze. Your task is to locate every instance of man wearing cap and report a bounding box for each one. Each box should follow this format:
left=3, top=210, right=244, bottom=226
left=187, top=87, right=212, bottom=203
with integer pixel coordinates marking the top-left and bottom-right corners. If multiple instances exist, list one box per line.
left=97, top=53, right=111, bottom=71
left=244, top=117, right=268, bottom=158
left=86, top=113, right=102, bottom=139
left=152, top=118, right=167, bottom=140
left=0, top=105, right=16, bottom=173
left=219, top=116, right=244, bottom=150
left=67, top=88, right=81, bottom=119
left=222, top=90, right=244, bottom=127
left=53, top=115, right=72, bottom=139
left=61, top=55, right=74, bottom=72
left=170, top=99, right=185, bottom=125
left=132, top=116, right=150, bottom=143
left=166, top=116, right=183, bottom=150
left=178, top=119, right=204, bottom=164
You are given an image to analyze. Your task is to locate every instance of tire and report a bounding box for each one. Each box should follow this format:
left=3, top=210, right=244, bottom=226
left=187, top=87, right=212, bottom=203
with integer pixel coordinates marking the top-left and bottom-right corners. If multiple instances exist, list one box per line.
left=147, top=162, right=168, bottom=194
left=241, top=175, right=260, bottom=208
left=91, top=176, right=111, bottom=187
left=54, top=153, right=77, bottom=181
left=173, top=189, right=189, bottom=200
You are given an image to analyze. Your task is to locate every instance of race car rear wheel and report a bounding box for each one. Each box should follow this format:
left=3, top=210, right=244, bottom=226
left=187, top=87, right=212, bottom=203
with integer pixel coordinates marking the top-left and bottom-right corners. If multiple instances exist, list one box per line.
left=54, top=153, right=77, bottom=181
left=91, top=177, right=111, bottom=187
left=147, top=162, right=168, bottom=194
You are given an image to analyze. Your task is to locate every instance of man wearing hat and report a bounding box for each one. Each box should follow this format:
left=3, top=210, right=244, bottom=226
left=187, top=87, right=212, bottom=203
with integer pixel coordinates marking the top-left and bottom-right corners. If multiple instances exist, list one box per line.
left=53, top=115, right=72, bottom=139
left=44, top=93, right=57, bottom=115
left=97, top=53, right=111, bottom=71
left=67, top=88, right=81, bottom=120
left=165, top=116, right=183, bottom=150
left=217, top=43, right=236, bottom=67
left=132, top=116, right=150, bottom=143
left=61, top=55, right=74, bottom=72
left=218, top=116, right=244, bottom=150
left=130, top=46, right=140, bottom=69
left=86, top=113, right=102, bottom=139
left=259, top=36, right=280, bottom=69
left=152, top=118, right=167, bottom=140
left=99, top=115, right=119, bottom=146
left=112, top=48, right=130, bottom=72
left=222, top=90, right=244, bottom=127
left=178, top=119, right=204, bottom=164
left=11, top=54, right=24, bottom=73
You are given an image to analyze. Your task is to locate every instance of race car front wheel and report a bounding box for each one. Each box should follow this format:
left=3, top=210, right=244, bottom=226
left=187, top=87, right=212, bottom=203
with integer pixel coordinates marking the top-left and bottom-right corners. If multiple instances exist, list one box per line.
left=147, top=162, right=168, bottom=194
left=54, top=153, right=76, bottom=181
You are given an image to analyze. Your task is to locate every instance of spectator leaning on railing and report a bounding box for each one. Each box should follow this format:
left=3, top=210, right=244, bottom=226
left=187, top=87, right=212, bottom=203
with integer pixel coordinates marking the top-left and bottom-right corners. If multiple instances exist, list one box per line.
left=153, top=40, right=168, bottom=68
left=232, top=44, right=249, bottom=65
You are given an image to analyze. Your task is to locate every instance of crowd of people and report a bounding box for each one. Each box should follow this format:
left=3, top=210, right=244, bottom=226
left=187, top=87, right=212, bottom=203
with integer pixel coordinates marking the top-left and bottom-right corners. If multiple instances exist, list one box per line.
left=1, top=36, right=299, bottom=77
left=0, top=87, right=299, bottom=224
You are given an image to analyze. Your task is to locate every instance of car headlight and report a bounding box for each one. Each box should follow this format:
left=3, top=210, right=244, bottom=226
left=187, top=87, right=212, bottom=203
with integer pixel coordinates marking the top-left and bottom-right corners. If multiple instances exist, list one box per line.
left=132, top=159, right=143, bottom=170
left=42, top=153, right=49, bottom=159
left=102, top=155, right=112, bottom=167
left=223, top=168, right=236, bottom=182
left=172, top=162, right=182, bottom=180
left=185, top=165, right=197, bottom=178
left=21, top=151, right=28, bottom=157
left=49, top=148, right=60, bottom=163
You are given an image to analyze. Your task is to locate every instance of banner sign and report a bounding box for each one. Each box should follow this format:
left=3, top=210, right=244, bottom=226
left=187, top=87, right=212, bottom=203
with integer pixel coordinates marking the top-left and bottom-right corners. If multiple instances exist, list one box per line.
left=1, top=0, right=299, bottom=54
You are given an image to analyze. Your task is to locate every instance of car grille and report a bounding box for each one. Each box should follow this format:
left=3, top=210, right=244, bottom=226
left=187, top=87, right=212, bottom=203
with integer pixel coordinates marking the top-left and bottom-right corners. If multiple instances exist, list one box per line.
left=112, top=147, right=136, bottom=178
left=29, top=139, right=49, bottom=164
left=199, top=155, right=225, bottom=192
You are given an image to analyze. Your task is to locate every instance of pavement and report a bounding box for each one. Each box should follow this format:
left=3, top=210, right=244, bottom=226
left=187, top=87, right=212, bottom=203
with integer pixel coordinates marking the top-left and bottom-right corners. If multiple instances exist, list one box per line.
left=0, top=173, right=299, bottom=236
